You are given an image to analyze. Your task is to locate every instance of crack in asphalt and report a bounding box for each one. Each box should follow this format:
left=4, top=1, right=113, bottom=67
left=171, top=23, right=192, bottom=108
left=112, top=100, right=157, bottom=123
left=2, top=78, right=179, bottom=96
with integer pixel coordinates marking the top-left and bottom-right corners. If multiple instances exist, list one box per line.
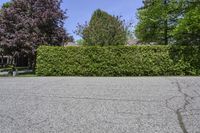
left=1, top=78, right=200, bottom=132
left=176, top=109, right=188, bottom=133
left=176, top=81, right=193, bottom=110
left=175, top=81, right=194, bottom=133
left=193, top=90, right=200, bottom=97
left=165, top=80, right=197, bottom=133
left=165, top=96, right=181, bottom=112
left=27, top=118, right=49, bottom=128
left=0, top=93, right=160, bottom=103
left=35, top=95, right=161, bottom=103
left=171, top=81, right=193, bottom=133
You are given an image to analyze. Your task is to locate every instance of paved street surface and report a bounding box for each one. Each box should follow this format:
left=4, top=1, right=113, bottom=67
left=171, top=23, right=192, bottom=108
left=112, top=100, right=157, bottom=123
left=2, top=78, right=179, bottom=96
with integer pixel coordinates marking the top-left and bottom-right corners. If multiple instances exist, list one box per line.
left=0, top=77, right=200, bottom=133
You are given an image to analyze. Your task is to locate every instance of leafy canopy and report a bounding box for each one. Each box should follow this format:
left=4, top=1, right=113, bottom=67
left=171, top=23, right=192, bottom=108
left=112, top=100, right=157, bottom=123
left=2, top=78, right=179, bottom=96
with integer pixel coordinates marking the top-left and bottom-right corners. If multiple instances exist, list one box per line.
left=0, top=0, right=71, bottom=67
left=76, top=9, right=127, bottom=46
left=135, top=0, right=200, bottom=45
left=173, top=5, right=200, bottom=45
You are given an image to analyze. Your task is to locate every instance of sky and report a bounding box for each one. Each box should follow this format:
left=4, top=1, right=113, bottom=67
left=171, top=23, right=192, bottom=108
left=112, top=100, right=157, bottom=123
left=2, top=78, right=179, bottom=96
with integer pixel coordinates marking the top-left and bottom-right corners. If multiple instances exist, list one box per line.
left=0, top=0, right=143, bottom=40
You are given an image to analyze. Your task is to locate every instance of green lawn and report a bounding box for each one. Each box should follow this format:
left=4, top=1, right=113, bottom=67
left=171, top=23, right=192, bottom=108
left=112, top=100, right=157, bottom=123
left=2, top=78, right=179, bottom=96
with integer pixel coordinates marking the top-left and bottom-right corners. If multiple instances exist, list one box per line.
left=17, top=72, right=36, bottom=77
left=0, top=73, right=36, bottom=77
left=0, top=67, right=36, bottom=77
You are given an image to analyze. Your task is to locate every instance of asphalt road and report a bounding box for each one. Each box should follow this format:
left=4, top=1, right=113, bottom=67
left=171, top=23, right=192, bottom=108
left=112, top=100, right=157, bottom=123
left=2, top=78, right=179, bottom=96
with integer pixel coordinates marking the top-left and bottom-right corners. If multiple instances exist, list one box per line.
left=0, top=77, right=200, bottom=133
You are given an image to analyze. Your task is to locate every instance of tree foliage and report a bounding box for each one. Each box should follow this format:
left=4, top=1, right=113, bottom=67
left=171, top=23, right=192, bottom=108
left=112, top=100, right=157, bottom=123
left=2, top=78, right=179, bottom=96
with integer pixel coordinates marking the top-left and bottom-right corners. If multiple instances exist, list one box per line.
left=173, top=4, right=200, bottom=45
left=75, top=9, right=127, bottom=46
left=136, top=0, right=176, bottom=45
left=76, top=39, right=86, bottom=45
left=2, top=2, right=11, bottom=8
left=135, top=0, right=200, bottom=45
left=0, top=0, right=70, bottom=67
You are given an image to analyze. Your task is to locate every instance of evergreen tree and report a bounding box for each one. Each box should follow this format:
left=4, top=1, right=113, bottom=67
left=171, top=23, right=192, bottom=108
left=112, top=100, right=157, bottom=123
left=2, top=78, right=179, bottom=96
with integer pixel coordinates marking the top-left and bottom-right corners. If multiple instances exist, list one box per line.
left=173, top=4, right=200, bottom=45
left=135, top=0, right=184, bottom=44
left=135, top=0, right=200, bottom=45
left=76, top=9, right=127, bottom=46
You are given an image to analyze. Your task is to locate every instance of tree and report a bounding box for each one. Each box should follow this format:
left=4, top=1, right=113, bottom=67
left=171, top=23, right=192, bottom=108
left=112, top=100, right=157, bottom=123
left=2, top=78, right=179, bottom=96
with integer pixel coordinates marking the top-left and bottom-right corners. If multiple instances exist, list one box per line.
left=136, top=0, right=163, bottom=44
left=0, top=0, right=70, bottom=68
left=0, top=48, right=3, bottom=67
left=135, top=0, right=200, bottom=45
left=135, top=0, right=186, bottom=45
left=75, top=9, right=127, bottom=46
left=68, top=36, right=75, bottom=42
left=2, top=2, right=11, bottom=8
left=173, top=5, right=200, bottom=45
left=76, top=39, right=86, bottom=45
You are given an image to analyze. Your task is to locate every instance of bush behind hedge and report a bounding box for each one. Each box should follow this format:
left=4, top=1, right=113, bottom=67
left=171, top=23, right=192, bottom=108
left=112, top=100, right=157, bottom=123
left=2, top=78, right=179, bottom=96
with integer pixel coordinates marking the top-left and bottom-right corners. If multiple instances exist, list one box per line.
left=36, top=45, right=200, bottom=76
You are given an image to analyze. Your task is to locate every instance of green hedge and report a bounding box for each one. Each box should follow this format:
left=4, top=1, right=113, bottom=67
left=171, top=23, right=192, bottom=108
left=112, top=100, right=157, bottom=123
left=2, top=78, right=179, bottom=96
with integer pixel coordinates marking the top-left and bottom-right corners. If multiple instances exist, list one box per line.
left=36, top=45, right=200, bottom=76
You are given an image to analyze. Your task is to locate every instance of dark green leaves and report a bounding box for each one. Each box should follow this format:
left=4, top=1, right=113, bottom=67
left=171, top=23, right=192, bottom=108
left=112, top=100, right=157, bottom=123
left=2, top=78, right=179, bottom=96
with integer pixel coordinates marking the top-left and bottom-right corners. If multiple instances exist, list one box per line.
left=173, top=5, right=200, bottom=45
left=135, top=0, right=200, bottom=45
left=36, top=45, right=200, bottom=76
left=76, top=9, right=127, bottom=46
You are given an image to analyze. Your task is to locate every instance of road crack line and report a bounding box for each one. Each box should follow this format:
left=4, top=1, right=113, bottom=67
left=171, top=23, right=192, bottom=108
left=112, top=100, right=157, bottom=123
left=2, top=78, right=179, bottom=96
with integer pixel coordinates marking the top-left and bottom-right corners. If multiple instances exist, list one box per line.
left=175, top=81, right=193, bottom=133
left=165, top=80, right=194, bottom=133
left=176, top=109, right=188, bottom=133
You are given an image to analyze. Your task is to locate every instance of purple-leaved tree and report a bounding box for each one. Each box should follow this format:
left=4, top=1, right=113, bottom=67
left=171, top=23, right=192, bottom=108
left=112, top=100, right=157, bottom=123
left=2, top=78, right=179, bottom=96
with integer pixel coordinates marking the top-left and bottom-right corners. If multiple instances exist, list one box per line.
left=0, top=0, right=71, bottom=68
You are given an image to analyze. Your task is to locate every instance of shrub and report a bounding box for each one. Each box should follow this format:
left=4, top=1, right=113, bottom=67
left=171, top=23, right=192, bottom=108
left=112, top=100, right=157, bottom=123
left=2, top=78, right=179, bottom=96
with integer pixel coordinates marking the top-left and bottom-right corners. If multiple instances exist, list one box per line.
left=36, top=45, right=200, bottom=76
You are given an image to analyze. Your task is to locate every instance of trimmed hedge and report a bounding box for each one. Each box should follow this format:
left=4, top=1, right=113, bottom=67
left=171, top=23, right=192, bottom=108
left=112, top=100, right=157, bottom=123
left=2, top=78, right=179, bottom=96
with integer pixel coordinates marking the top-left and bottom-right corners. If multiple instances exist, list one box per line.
left=36, top=45, right=200, bottom=76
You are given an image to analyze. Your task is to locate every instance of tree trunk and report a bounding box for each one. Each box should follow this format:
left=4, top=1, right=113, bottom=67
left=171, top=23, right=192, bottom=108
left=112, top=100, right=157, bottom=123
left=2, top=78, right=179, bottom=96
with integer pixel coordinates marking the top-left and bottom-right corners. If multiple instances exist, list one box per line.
left=164, top=19, right=168, bottom=45
left=164, top=0, right=168, bottom=45
left=1, top=54, right=3, bottom=67
left=12, top=54, right=17, bottom=68
left=28, top=56, right=32, bottom=69
left=32, top=56, right=36, bottom=72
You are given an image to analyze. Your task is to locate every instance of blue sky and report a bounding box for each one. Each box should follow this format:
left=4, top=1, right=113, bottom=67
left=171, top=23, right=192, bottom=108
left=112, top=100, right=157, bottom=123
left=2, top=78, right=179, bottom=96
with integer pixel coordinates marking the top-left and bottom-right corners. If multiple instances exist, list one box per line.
left=0, top=0, right=143, bottom=40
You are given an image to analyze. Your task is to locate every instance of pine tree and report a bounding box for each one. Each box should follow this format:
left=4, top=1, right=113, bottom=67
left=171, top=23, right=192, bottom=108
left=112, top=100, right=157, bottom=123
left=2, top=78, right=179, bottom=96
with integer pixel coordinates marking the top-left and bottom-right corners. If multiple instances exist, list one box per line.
left=135, top=0, right=182, bottom=44
left=136, top=0, right=200, bottom=45
left=173, top=3, right=200, bottom=45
